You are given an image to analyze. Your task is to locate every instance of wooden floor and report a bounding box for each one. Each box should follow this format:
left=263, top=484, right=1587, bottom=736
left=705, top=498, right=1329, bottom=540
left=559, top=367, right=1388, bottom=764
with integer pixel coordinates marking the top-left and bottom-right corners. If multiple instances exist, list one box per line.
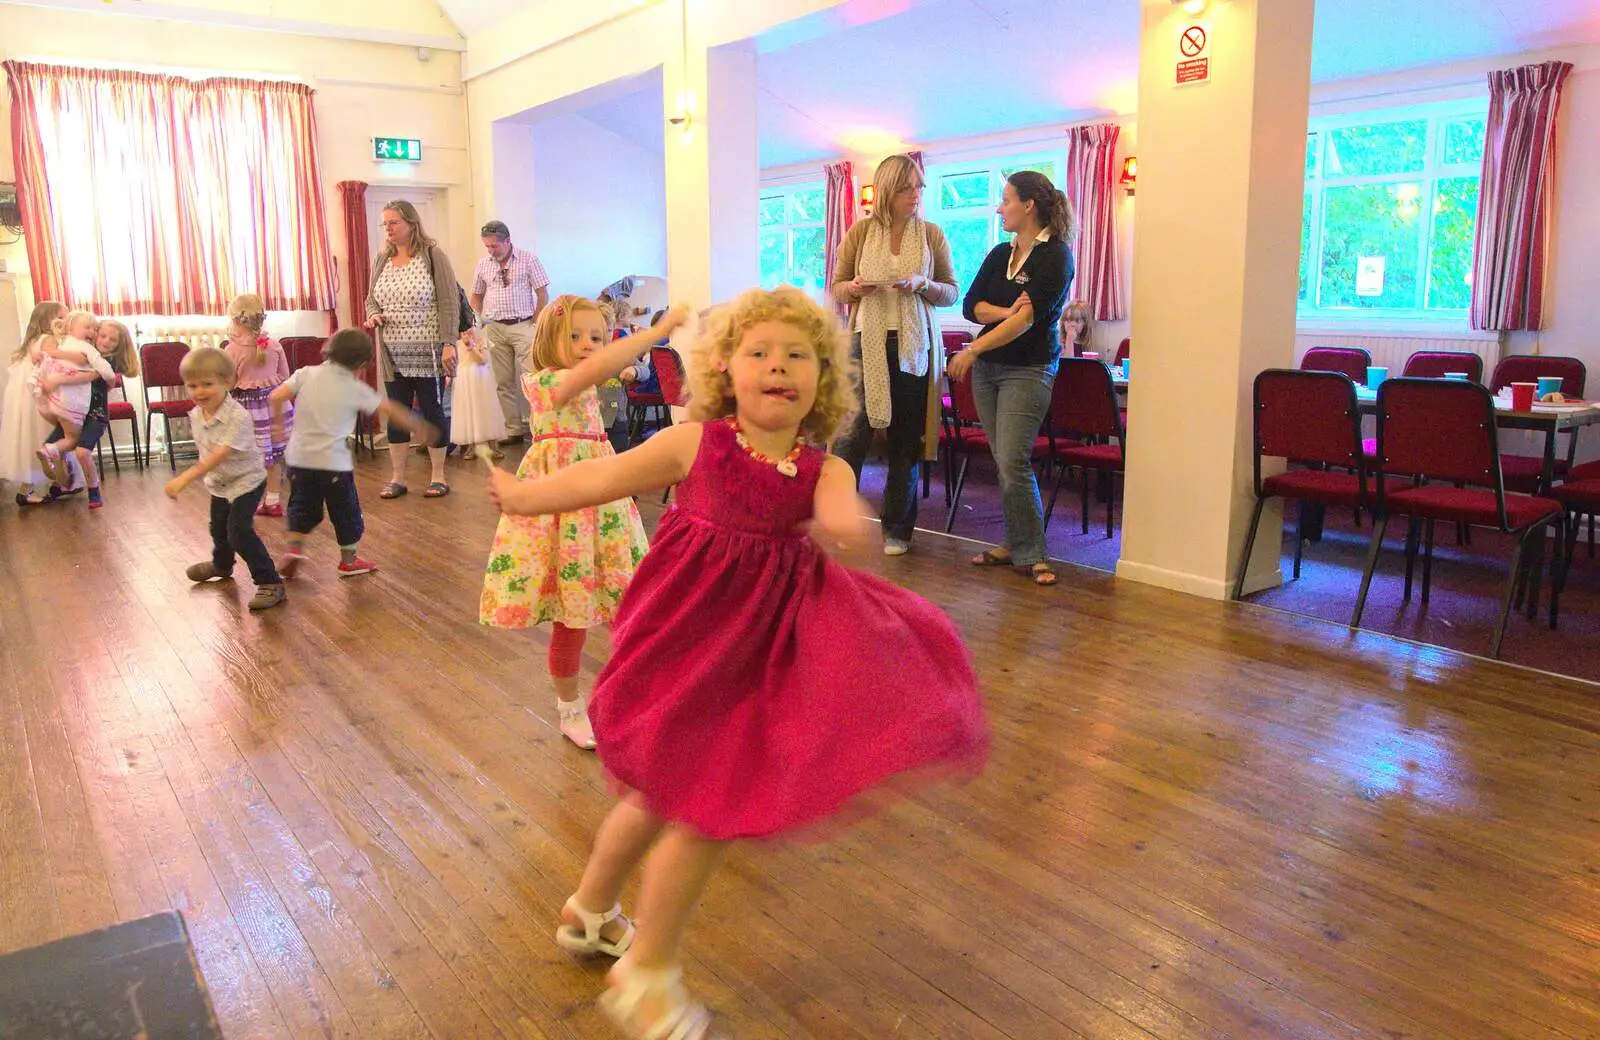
left=2, top=452, right=1598, bottom=1040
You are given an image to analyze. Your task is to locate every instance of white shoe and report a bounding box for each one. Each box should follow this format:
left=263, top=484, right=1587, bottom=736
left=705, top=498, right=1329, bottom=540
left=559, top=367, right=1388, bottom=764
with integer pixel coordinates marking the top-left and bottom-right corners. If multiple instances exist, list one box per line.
left=883, top=538, right=910, bottom=556
left=558, top=697, right=597, bottom=750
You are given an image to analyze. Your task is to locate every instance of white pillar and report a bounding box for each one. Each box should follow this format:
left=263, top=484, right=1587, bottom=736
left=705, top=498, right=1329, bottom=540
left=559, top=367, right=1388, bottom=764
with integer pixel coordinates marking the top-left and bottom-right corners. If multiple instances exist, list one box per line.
left=664, top=24, right=759, bottom=307
left=1116, top=0, right=1315, bottom=600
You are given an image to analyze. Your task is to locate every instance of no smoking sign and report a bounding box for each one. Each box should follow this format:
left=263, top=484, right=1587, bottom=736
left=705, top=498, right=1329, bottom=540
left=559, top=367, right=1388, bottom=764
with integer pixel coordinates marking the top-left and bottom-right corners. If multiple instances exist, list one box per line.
left=1176, top=23, right=1210, bottom=86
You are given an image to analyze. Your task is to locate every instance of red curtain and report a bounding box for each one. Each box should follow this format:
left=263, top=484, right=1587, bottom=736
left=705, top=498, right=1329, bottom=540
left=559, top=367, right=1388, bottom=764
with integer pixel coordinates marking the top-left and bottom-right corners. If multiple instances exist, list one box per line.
left=337, top=181, right=371, bottom=328
left=4, top=61, right=336, bottom=316
left=1065, top=123, right=1125, bottom=321
left=1469, top=60, right=1572, bottom=331
left=823, top=159, right=858, bottom=318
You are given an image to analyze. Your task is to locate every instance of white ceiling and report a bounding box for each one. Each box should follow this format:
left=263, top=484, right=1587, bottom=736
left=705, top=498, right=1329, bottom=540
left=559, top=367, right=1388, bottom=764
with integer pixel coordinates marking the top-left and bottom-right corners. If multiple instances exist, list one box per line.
left=489, top=0, right=1600, bottom=169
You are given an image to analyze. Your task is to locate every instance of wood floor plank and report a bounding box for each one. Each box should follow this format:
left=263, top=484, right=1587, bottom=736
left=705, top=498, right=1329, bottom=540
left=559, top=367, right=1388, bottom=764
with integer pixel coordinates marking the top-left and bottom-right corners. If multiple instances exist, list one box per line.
left=3, top=456, right=1597, bottom=1039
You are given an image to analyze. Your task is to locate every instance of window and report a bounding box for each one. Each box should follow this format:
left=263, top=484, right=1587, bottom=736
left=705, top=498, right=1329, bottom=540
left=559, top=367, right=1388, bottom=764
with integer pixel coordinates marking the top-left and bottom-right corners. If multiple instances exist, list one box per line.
left=1299, top=103, right=1486, bottom=319
left=925, top=153, right=1063, bottom=300
left=759, top=183, right=827, bottom=297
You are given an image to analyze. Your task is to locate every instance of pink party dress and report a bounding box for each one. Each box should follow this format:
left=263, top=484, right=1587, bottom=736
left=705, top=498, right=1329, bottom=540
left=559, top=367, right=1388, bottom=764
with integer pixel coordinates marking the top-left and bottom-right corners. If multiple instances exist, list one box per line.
left=590, top=418, right=988, bottom=840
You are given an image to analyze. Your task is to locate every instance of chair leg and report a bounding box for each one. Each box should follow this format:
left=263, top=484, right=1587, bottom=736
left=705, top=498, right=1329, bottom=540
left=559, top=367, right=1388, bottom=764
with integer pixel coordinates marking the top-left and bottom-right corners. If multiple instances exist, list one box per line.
left=944, top=455, right=971, bottom=533
left=1351, top=513, right=1389, bottom=629
left=1080, top=468, right=1091, bottom=536
left=1589, top=514, right=1595, bottom=559
left=1402, top=519, right=1420, bottom=603
left=143, top=412, right=154, bottom=468
left=1421, top=519, right=1435, bottom=605
left=1492, top=532, right=1532, bottom=660
left=1234, top=497, right=1267, bottom=601
left=922, top=456, right=931, bottom=500
left=1103, top=471, right=1115, bottom=539
left=1524, top=527, right=1547, bottom=621
left=163, top=414, right=177, bottom=471
left=1549, top=514, right=1567, bottom=631
left=105, top=426, right=119, bottom=474
left=131, top=420, right=142, bottom=470
left=1043, top=462, right=1065, bottom=531
left=1292, top=502, right=1307, bottom=581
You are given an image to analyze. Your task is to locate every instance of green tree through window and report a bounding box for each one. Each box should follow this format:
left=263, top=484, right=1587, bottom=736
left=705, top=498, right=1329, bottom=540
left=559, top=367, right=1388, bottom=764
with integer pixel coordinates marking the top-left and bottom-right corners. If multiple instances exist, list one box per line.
left=1300, top=105, right=1486, bottom=317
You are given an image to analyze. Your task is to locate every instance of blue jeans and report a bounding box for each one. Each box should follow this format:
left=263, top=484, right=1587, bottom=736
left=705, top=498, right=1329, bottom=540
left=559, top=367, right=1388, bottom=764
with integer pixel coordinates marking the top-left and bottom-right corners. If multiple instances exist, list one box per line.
left=970, top=357, right=1057, bottom=566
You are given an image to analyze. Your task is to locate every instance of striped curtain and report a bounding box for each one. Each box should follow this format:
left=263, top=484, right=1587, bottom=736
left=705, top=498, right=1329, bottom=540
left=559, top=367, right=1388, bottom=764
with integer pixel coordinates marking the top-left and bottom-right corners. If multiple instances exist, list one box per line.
left=4, top=61, right=337, bottom=316
left=1065, top=123, right=1125, bottom=321
left=1468, top=60, right=1572, bottom=331
left=823, top=159, right=858, bottom=318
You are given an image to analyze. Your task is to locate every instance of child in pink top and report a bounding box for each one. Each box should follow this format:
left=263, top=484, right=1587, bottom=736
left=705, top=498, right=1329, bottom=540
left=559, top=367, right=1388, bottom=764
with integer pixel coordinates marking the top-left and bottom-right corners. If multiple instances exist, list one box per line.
left=224, top=293, right=293, bottom=517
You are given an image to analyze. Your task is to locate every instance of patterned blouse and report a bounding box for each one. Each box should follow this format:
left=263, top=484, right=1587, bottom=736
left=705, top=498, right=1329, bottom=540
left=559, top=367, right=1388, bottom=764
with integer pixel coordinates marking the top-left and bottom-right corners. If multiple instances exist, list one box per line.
left=373, top=255, right=441, bottom=378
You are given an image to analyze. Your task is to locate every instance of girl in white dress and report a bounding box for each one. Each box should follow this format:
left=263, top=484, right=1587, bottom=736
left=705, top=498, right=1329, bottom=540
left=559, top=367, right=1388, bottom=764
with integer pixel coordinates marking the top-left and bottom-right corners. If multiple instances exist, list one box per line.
left=449, top=325, right=506, bottom=461
left=1, top=301, right=64, bottom=505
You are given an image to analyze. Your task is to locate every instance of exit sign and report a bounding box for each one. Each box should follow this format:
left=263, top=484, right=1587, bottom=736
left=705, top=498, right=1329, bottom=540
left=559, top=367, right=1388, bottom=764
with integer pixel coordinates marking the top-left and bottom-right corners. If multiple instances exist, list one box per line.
left=373, top=137, right=422, bottom=162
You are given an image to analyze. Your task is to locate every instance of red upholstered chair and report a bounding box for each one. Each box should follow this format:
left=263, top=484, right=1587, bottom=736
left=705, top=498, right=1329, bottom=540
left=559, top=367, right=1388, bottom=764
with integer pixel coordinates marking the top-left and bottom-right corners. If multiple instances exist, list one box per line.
left=138, top=341, right=194, bottom=471
left=1235, top=370, right=1377, bottom=599
left=1402, top=349, right=1483, bottom=381
left=941, top=329, right=972, bottom=356
left=1556, top=459, right=1600, bottom=561
left=1113, top=338, right=1130, bottom=365
left=1352, top=378, right=1567, bottom=659
left=1044, top=358, right=1125, bottom=538
left=650, top=346, right=690, bottom=502
left=97, top=374, right=142, bottom=473
left=940, top=371, right=1052, bottom=533
left=281, top=336, right=329, bottom=372
left=1299, top=346, right=1371, bottom=382
left=1489, top=355, right=1587, bottom=493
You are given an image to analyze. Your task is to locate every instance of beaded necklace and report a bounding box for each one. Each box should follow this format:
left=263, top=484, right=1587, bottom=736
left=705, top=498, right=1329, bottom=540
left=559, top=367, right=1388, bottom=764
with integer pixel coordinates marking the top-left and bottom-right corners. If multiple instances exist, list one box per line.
left=725, top=417, right=802, bottom=477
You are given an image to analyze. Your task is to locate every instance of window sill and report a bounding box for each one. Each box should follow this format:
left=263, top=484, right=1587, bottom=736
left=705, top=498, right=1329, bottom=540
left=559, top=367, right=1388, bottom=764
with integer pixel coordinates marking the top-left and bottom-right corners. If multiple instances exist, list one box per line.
left=1295, top=314, right=1495, bottom=339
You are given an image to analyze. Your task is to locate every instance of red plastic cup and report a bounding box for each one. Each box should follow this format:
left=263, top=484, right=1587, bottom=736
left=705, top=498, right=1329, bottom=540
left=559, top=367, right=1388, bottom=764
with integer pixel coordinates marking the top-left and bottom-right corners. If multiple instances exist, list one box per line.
left=1510, top=382, right=1536, bottom=411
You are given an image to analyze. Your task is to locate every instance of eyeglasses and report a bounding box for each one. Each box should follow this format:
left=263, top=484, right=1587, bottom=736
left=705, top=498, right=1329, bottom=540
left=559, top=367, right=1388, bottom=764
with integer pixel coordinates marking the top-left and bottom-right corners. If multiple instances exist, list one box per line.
left=497, top=264, right=510, bottom=287
left=381, top=220, right=405, bottom=229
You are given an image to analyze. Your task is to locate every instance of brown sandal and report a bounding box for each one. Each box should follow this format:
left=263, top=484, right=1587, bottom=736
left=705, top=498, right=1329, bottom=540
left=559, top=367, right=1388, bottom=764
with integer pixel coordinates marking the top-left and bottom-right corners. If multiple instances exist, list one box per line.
left=971, top=548, right=1013, bottom=567
left=1029, top=563, right=1058, bottom=586
left=379, top=482, right=407, bottom=499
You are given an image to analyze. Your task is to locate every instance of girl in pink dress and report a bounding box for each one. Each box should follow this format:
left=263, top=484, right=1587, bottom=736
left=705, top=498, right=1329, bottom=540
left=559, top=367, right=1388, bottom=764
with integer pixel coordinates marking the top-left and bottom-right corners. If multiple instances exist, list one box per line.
left=223, top=294, right=292, bottom=517
left=488, top=286, right=988, bottom=1040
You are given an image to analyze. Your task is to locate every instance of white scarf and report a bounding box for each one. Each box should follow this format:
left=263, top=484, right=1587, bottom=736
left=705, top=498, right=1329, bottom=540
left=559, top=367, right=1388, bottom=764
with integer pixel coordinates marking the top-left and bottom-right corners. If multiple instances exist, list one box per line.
left=856, top=217, right=933, bottom=429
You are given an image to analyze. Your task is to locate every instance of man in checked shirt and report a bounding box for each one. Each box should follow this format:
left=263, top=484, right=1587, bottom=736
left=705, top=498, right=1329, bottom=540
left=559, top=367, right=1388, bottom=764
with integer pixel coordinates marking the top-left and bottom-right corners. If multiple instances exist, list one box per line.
left=470, top=220, right=551, bottom=444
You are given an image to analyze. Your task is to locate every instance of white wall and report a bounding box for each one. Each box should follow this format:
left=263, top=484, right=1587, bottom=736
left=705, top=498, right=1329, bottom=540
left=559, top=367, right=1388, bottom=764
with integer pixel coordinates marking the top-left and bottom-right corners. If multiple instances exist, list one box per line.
left=526, top=115, right=667, bottom=299
left=0, top=3, right=474, bottom=335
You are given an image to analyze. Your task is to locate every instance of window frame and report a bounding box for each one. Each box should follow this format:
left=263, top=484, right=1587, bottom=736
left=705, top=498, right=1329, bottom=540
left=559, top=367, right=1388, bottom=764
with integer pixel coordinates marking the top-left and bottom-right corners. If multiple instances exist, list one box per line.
left=924, top=149, right=1066, bottom=305
left=1299, top=98, right=1487, bottom=323
left=758, top=180, right=827, bottom=299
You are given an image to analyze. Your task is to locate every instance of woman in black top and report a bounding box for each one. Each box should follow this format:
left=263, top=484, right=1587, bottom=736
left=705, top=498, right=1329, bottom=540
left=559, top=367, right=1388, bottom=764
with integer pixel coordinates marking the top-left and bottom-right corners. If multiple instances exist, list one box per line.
left=949, top=170, right=1076, bottom=585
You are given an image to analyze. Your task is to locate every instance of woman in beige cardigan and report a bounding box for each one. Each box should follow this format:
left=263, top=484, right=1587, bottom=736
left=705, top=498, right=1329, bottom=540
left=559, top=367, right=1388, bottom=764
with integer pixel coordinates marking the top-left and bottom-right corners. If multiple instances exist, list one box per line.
left=365, top=200, right=459, bottom=499
left=831, top=154, right=959, bottom=555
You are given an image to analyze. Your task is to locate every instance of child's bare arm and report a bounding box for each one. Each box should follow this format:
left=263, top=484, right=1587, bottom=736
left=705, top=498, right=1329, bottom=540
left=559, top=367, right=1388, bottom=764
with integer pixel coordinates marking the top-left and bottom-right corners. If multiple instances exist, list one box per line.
left=164, top=444, right=236, bottom=498
left=810, top=454, right=871, bottom=553
left=375, top=400, right=437, bottom=444
left=490, top=422, right=701, bottom=515
left=550, top=306, right=688, bottom=409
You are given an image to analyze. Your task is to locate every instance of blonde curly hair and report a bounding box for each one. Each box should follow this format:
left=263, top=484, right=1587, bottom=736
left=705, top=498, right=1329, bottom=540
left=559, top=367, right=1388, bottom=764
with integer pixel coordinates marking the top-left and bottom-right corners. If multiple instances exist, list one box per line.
left=686, top=286, right=857, bottom=444
left=529, top=294, right=606, bottom=371
left=227, top=293, right=269, bottom=365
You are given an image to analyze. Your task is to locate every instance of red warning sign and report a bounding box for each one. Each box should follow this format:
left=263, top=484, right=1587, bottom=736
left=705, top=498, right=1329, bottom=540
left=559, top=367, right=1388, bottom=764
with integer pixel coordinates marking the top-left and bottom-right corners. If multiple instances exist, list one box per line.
left=1176, top=24, right=1210, bottom=86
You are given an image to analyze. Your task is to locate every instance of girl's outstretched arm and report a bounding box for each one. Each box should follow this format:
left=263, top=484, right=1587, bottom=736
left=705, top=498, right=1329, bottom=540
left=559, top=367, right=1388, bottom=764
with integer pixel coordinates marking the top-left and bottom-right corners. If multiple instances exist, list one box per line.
left=490, top=422, right=702, bottom=515
left=550, top=306, right=688, bottom=409
left=809, top=454, right=872, bottom=553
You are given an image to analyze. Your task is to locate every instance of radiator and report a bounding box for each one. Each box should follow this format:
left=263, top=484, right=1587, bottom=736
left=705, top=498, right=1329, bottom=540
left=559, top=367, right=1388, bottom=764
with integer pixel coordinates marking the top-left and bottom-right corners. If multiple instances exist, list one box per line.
left=1294, top=329, right=1505, bottom=374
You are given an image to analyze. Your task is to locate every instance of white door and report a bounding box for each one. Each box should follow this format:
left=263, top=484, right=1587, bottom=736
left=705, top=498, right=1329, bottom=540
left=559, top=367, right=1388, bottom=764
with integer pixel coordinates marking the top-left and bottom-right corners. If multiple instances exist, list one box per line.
left=366, top=189, right=444, bottom=264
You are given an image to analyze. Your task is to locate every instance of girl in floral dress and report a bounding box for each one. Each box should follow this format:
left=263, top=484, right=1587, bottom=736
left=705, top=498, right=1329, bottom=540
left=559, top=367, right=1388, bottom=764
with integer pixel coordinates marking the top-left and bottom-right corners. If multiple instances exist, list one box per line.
left=481, top=298, right=687, bottom=749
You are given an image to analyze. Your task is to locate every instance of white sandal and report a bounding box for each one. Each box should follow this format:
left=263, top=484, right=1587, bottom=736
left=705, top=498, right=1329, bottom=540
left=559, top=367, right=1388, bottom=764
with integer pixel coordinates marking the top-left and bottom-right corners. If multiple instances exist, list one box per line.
left=599, top=964, right=720, bottom=1040
left=554, top=897, right=635, bottom=958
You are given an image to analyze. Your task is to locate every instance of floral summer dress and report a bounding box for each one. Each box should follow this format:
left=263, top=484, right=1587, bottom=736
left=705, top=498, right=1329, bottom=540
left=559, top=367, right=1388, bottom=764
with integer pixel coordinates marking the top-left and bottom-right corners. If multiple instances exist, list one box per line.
left=480, top=369, right=647, bottom=629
